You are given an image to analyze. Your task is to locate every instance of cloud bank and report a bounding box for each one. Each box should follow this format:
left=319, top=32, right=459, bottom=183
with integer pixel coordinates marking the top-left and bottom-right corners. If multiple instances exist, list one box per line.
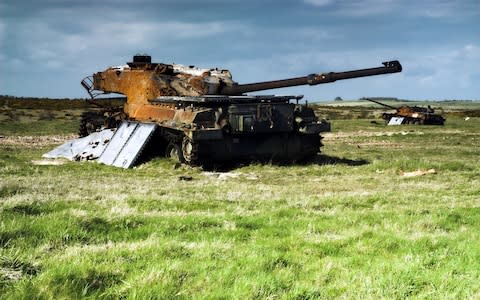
left=0, top=0, right=478, bottom=100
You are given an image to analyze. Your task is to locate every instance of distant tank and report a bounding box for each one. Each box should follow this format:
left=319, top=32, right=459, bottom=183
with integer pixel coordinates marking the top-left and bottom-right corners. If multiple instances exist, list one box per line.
left=365, top=98, right=445, bottom=125
left=79, top=55, right=402, bottom=166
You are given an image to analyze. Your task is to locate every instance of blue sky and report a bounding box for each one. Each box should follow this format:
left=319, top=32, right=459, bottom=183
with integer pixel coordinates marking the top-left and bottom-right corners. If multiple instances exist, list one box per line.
left=0, top=0, right=479, bottom=101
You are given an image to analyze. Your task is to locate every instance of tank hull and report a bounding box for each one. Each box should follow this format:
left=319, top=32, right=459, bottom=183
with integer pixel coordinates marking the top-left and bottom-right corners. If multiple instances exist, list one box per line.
left=78, top=95, right=330, bottom=167
left=183, top=131, right=322, bottom=165
left=155, top=96, right=330, bottom=165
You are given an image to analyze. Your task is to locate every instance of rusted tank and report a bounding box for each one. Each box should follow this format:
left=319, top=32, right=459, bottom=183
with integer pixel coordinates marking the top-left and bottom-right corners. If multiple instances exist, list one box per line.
left=365, top=98, right=445, bottom=125
left=79, top=55, right=402, bottom=166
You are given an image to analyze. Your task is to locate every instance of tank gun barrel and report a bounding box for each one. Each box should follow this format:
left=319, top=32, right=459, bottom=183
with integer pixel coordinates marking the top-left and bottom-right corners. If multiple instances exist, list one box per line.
left=363, top=98, right=397, bottom=109
left=218, top=60, right=402, bottom=96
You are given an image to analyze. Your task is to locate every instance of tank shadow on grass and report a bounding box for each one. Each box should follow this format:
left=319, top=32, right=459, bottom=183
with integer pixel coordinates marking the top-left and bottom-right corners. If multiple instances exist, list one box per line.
left=180, top=153, right=369, bottom=172
left=312, top=154, right=369, bottom=166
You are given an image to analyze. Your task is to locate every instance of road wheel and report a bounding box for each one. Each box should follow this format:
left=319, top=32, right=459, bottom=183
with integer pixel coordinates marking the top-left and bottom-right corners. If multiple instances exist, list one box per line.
left=182, top=137, right=198, bottom=165
left=165, top=142, right=185, bottom=163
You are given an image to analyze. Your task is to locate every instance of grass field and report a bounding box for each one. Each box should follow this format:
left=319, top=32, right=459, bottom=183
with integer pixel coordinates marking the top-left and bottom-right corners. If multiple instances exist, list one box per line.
left=1, top=100, right=479, bottom=299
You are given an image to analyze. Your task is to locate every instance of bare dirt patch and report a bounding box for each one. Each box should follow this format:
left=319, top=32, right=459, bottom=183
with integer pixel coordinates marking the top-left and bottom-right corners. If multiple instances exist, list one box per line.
left=322, top=130, right=425, bottom=141
left=353, top=141, right=406, bottom=148
left=31, top=159, right=67, bottom=165
left=0, top=135, right=76, bottom=147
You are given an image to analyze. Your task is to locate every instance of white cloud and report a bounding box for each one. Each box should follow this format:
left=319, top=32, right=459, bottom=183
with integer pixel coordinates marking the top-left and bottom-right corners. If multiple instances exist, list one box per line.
left=412, top=1, right=480, bottom=18
left=6, top=15, right=248, bottom=73
left=9, top=58, right=27, bottom=69
left=59, top=19, right=243, bottom=47
left=457, top=44, right=480, bottom=59
left=224, top=43, right=480, bottom=100
left=398, top=44, right=480, bottom=97
left=0, top=21, right=5, bottom=44
left=304, top=0, right=480, bottom=18
left=337, top=0, right=398, bottom=16
left=303, top=0, right=333, bottom=7
left=304, top=0, right=399, bottom=16
left=286, top=27, right=336, bottom=40
left=222, top=48, right=403, bottom=100
left=34, top=7, right=247, bottom=41
left=2, top=1, right=478, bottom=99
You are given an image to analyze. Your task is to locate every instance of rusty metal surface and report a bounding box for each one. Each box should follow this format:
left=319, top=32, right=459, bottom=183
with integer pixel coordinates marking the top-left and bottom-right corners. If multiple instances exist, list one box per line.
left=127, top=103, right=176, bottom=122
left=365, top=98, right=445, bottom=125
left=88, top=56, right=402, bottom=102
left=83, top=56, right=403, bottom=130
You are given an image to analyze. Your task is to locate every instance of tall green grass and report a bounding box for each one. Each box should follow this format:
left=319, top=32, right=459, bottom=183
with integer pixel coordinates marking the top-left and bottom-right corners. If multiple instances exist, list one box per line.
left=1, top=112, right=479, bottom=298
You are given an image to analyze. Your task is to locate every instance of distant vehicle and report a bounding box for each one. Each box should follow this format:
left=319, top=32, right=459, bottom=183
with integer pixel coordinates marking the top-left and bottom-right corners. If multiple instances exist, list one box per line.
left=365, top=98, right=445, bottom=125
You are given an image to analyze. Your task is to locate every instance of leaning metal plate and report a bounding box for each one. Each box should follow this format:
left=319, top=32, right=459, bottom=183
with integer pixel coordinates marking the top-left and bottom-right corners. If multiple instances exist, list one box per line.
left=388, top=117, right=404, bottom=125
left=98, top=121, right=157, bottom=168
left=110, top=122, right=157, bottom=168
left=97, top=121, right=138, bottom=166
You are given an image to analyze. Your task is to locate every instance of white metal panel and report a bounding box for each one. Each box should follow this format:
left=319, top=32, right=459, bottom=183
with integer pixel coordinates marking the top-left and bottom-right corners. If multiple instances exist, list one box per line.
left=97, top=122, right=139, bottom=166
left=98, top=121, right=157, bottom=168
left=388, top=117, right=404, bottom=125
left=111, top=123, right=157, bottom=168
left=43, top=129, right=115, bottom=161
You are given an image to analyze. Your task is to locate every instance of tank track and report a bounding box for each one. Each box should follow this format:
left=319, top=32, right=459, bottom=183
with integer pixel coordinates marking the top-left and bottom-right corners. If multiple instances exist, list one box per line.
left=78, top=111, right=106, bottom=137
left=78, top=108, right=126, bottom=137
left=182, top=136, right=199, bottom=166
left=159, top=128, right=199, bottom=166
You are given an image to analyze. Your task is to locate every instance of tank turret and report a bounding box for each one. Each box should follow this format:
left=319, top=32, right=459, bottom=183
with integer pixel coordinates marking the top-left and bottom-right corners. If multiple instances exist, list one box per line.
left=83, top=56, right=401, bottom=99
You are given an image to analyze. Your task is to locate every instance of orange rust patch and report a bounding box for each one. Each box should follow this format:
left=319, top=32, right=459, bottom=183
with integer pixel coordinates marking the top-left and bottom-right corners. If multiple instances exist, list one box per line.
left=173, top=110, right=197, bottom=123
left=130, top=104, right=176, bottom=122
